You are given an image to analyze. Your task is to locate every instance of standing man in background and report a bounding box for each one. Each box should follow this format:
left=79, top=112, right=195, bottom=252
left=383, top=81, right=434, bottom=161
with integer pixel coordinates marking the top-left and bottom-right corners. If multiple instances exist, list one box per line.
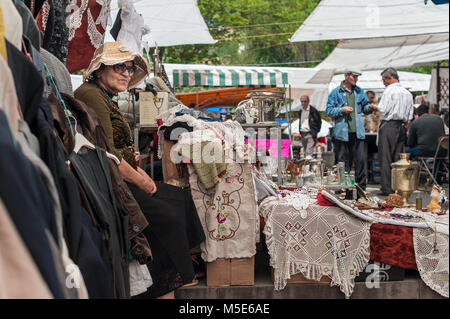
left=298, top=95, right=322, bottom=157
left=326, top=69, right=372, bottom=190
left=370, top=68, right=414, bottom=196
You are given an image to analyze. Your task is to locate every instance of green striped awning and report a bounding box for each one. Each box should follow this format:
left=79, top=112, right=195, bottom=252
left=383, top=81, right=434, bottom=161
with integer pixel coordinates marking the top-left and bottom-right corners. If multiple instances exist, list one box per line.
left=172, top=68, right=289, bottom=88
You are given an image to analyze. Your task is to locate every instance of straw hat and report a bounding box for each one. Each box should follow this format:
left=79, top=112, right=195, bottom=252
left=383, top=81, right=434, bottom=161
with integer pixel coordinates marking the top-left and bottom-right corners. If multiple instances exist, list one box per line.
left=83, top=42, right=150, bottom=89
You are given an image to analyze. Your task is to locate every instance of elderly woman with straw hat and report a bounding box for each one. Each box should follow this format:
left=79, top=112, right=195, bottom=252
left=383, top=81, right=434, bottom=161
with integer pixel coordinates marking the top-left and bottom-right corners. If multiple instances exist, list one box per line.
left=74, top=42, right=205, bottom=299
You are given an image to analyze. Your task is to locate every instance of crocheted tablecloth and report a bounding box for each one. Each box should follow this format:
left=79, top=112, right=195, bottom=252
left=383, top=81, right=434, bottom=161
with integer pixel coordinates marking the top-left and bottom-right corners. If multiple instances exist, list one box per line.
left=413, top=220, right=449, bottom=298
left=259, top=191, right=371, bottom=298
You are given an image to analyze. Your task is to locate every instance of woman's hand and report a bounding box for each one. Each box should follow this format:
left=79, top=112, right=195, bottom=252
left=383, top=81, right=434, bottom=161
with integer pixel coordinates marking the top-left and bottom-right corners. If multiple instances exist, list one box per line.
left=137, top=167, right=157, bottom=195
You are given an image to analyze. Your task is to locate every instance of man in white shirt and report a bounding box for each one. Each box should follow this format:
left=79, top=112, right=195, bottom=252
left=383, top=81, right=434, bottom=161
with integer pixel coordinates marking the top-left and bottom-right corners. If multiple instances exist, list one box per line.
left=298, top=95, right=322, bottom=157
left=370, top=68, right=414, bottom=195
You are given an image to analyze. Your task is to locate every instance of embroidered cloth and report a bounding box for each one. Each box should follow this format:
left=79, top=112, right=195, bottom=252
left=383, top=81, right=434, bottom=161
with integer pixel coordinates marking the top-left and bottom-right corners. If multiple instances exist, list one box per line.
left=189, top=162, right=257, bottom=263
left=259, top=191, right=371, bottom=298
left=413, top=215, right=449, bottom=298
left=66, top=0, right=111, bottom=73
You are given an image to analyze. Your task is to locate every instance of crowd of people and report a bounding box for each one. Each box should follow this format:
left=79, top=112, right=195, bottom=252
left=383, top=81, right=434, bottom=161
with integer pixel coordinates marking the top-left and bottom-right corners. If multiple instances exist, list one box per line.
left=296, top=67, right=449, bottom=195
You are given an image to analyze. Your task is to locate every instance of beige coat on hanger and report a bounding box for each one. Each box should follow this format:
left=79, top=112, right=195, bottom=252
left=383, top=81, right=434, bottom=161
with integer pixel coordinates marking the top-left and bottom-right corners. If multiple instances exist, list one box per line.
left=0, top=0, right=22, bottom=50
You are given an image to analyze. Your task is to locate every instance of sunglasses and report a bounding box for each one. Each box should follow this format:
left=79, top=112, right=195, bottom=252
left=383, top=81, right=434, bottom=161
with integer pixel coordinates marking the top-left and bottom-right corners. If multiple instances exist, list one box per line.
left=112, top=63, right=137, bottom=77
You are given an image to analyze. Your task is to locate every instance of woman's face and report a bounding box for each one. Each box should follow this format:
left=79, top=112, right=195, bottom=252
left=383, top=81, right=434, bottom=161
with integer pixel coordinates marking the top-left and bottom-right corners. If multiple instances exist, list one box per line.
left=96, top=61, right=134, bottom=94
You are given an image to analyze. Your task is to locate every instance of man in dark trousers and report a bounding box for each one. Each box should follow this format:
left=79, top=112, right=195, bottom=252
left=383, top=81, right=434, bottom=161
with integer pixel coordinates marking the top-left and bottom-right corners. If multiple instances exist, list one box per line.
left=298, top=95, right=322, bottom=157
left=406, top=104, right=445, bottom=158
left=326, top=69, right=372, bottom=190
left=370, top=68, right=414, bottom=195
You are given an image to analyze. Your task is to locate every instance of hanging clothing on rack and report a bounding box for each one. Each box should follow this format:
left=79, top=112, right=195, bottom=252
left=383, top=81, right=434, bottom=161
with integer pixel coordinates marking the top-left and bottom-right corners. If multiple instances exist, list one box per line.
left=0, top=198, right=53, bottom=299
left=16, top=117, right=90, bottom=299
left=0, top=111, right=65, bottom=299
left=24, top=0, right=47, bottom=16
left=0, top=0, right=22, bottom=51
left=114, top=0, right=150, bottom=54
left=49, top=92, right=152, bottom=265
left=66, top=0, right=111, bottom=73
left=36, top=0, right=69, bottom=64
left=12, top=0, right=42, bottom=50
left=69, top=148, right=130, bottom=299
left=41, top=48, right=73, bottom=98
left=0, top=0, right=7, bottom=61
left=5, top=39, right=43, bottom=132
left=0, top=54, right=21, bottom=137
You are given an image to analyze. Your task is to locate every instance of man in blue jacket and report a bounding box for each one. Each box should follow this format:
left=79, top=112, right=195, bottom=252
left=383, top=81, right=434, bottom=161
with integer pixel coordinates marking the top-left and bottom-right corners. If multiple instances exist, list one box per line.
left=326, top=69, right=372, bottom=190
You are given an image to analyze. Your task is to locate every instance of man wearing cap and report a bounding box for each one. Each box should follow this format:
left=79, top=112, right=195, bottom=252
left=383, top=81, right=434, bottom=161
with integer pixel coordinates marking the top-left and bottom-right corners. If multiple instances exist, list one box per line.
left=370, top=68, right=414, bottom=196
left=326, top=69, right=373, bottom=190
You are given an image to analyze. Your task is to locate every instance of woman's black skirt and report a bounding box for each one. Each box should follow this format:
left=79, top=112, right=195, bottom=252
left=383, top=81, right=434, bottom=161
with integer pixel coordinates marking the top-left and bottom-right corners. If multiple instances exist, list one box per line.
left=128, top=182, right=205, bottom=298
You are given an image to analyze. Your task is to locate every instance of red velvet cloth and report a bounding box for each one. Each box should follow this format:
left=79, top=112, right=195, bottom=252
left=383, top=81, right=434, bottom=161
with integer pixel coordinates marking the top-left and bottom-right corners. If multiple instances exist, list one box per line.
left=316, top=192, right=335, bottom=206
left=67, top=0, right=106, bottom=73
left=369, top=223, right=417, bottom=270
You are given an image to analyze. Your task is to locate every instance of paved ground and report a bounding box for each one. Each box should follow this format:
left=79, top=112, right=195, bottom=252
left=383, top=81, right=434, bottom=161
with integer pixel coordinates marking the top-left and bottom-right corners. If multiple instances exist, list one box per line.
left=176, top=246, right=445, bottom=299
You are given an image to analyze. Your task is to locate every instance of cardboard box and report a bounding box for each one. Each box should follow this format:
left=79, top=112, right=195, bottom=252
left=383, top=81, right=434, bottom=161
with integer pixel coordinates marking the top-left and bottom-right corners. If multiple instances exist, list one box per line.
left=207, top=257, right=255, bottom=286
left=271, top=268, right=331, bottom=284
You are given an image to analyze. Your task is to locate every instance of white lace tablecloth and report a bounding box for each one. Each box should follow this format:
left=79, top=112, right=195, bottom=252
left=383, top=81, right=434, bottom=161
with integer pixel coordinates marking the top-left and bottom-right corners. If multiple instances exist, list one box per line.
left=413, top=214, right=449, bottom=298
left=259, top=190, right=371, bottom=298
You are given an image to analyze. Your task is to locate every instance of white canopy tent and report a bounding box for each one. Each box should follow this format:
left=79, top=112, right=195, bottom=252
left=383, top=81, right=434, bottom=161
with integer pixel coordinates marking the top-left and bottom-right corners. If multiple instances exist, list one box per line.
left=289, top=0, right=449, bottom=42
left=317, top=34, right=449, bottom=72
left=329, top=70, right=432, bottom=93
left=290, top=0, right=449, bottom=73
left=105, top=0, right=216, bottom=48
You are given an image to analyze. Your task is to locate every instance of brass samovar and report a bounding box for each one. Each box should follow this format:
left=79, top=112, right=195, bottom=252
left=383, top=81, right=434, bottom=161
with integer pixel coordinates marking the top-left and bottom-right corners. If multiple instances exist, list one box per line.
left=248, top=90, right=285, bottom=123
left=391, top=153, right=419, bottom=207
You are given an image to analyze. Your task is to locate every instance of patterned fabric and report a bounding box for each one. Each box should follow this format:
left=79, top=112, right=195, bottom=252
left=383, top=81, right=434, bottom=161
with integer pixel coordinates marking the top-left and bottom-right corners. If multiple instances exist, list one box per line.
left=413, top=227, right=449, bottom=298
left=369, top=223, right=417, bottom=270
left=189, top=162, right=257, bottom=263
left=260, top=192, right=371, bottom=298
left=66, top=0, right=111, bottom=73
left=39, top=0, right=69, bottom=65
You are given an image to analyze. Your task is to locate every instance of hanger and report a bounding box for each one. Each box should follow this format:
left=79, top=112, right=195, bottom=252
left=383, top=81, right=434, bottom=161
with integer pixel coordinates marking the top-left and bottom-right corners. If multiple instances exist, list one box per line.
left=69, top=111, right=121, bottom=165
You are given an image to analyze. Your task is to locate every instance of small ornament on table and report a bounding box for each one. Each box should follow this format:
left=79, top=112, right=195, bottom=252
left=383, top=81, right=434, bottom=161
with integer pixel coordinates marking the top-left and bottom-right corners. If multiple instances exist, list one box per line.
left=427, top=185, right=443, bottom=213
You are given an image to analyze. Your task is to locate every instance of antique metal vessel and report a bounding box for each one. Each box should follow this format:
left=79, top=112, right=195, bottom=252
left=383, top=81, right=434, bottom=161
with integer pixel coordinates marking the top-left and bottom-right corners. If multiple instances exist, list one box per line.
left=248, top=90, right=285, bottom=122
left=391, top=153, right=419, bottom=207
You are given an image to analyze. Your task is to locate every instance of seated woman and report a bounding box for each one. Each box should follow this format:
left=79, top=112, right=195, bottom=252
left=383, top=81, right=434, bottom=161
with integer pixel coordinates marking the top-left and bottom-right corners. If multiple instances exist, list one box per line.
left=74, top=42, right=205, bottom=299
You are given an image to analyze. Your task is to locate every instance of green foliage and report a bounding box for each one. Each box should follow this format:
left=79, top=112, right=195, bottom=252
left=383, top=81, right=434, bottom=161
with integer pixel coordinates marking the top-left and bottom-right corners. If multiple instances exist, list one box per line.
left=160, top=1, right=446, bottom=73
left=400, top=60, right=449, bottom=75
left=162, top=0, right=335, bottom=67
